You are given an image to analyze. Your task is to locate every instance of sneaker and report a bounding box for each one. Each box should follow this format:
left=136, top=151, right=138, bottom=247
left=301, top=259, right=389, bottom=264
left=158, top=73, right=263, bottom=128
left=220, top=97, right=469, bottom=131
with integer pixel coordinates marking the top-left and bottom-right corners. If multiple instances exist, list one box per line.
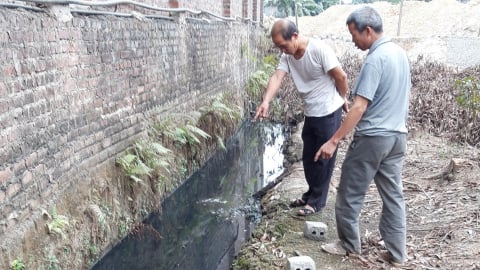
left=379, top=251, right=403, bottom=267
left=321, top=241, right=347, bottom=256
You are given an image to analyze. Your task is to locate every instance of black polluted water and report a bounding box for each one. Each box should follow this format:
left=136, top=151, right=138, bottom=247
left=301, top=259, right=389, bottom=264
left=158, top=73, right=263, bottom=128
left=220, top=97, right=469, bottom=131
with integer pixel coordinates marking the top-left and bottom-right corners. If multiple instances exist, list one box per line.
left=91, top=121, right=285, bottom=270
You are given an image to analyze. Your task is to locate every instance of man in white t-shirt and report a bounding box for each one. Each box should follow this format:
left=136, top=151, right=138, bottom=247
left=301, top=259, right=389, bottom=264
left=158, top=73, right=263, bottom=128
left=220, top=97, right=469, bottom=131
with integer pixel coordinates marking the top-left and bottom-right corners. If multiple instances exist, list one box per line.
left=253, top=19, right=349, bottom=216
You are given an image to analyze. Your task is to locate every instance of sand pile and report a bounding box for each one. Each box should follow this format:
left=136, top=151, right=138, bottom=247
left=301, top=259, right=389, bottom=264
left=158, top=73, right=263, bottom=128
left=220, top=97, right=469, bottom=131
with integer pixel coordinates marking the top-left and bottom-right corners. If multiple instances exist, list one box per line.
left=295, top=0, right=480, bottom=39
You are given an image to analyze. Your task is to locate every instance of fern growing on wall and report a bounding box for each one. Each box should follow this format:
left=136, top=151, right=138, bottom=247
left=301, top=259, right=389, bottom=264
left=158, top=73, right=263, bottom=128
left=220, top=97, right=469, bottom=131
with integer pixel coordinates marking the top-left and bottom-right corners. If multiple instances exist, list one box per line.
left=116, top=139, right=173, bottom=184
left=116, top=92, right=243, bottom=193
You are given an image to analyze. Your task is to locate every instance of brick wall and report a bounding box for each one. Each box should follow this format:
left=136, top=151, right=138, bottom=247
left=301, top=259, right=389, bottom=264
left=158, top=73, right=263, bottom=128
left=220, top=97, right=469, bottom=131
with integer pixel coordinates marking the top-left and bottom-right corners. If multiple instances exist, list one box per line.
left=0, top=5, right=264, bottom=267
left=176, top=0, right=262, bottom=21
left=182, top=0, right=223, bottom=15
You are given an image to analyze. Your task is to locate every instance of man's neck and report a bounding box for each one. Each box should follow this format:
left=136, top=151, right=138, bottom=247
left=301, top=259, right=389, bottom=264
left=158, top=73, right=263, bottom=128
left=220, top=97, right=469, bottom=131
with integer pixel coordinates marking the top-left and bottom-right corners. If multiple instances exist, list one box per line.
left=293, top=36, right=308, bottom=60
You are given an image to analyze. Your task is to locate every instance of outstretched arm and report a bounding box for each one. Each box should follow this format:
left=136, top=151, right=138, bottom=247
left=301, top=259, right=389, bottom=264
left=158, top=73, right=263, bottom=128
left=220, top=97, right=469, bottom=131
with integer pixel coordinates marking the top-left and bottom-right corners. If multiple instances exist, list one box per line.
left=314, top=95, right=369, bottom=161
left=253, top=69, right=287, bottom=121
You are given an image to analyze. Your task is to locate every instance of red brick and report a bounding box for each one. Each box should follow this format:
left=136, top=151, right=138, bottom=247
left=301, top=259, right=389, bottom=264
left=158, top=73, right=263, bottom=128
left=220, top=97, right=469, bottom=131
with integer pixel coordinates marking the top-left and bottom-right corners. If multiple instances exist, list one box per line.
left=169, top=0, right=179, bottom=8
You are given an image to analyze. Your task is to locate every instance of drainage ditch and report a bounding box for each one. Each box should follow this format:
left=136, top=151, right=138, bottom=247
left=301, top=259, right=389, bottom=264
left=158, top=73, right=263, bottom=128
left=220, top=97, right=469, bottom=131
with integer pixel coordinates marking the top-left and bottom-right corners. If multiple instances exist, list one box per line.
left=91, top=121, right=286, bottom=270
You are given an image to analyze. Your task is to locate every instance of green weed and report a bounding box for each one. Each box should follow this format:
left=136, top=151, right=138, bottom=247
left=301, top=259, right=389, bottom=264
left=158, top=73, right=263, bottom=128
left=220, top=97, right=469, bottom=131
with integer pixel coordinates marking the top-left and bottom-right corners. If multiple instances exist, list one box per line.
left=44, top=207, right=69, bottom=239
left=246, top=54, right=279, bottom=101
left=10, top=259, right=25, bottom=270
left=43, top=253, right=60, bottom=270
left=455, top=76, right=480, bottom=113
left=116, top=139, right=172, bottom=184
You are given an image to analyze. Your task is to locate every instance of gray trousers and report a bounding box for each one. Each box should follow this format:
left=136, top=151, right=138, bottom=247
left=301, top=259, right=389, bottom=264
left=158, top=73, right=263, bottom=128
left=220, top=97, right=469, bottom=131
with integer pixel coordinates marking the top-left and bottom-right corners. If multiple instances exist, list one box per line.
left=336, top=134, right=407, bottom=263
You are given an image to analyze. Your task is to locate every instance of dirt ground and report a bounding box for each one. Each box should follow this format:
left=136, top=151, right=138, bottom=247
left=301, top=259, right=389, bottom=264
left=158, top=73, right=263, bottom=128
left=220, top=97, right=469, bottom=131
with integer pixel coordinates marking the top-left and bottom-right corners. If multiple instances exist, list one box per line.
left=232, top=125, right=480, bottom=270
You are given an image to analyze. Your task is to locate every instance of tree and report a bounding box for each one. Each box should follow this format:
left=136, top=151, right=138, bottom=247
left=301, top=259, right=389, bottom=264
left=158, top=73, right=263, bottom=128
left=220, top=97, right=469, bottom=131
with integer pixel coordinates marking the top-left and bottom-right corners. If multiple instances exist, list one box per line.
left=265, top=0, right=323, bottom=17
left=314, top=0, right=337, bottom=11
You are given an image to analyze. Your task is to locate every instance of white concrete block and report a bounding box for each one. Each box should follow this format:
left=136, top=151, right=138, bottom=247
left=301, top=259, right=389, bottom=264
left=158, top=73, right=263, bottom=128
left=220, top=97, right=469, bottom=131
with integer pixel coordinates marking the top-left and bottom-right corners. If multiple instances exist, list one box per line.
left=303, top=221, right=327, bottom=241
left=287, top=255, right=316, bottom=270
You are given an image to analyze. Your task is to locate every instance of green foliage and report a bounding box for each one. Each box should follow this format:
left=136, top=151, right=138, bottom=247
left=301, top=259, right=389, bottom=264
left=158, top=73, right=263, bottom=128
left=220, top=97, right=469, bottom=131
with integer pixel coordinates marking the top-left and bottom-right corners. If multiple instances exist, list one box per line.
left=198, top=93, right=243, bottom=147
left=265, top=0, right=322, bottom=17
left=215, top=135, right=226, bottom=151
left=118, top=215, right=133, bottom=238
left=314, top=0, right=336, bottom=10
left=247, top=54, right=279, bottom=101
left=200, top=95, right=242, bottom=123
left=45, top=207, right=69, bottom=239
left=231, top=256, right=254, bottom=270
left=246, top=52, right=303, bottom=124
left=196, top=92, right=243, bottom=154
left=88, top=204, right=107, bottom=229
left=170, top=125, right=211, bottom=146
left=117, top=92, right=243, bottom=197
left=43, top=253, right=60, bottom=270
left=247, top=69, right=271, bottom=100
left=298, top=0, right=323, bottom=16
left=116, top=139, right=173, bottom=184
left=152, top=114, right=211, bottom=148
left=134, top=140, right=172, bottom=169
left=241, top=43, right=257, bottom=62
left=10, top=259, right=25, bottom=270
left=116, top=153, right=152, bottom=183
left=455, top=76, right=480, bottom=113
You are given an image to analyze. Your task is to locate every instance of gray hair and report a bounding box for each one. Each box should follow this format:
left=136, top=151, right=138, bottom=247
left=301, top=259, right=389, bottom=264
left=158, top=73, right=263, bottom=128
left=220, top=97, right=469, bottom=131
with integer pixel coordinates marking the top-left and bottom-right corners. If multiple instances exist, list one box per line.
left=346, top=6, right=383, bottom=33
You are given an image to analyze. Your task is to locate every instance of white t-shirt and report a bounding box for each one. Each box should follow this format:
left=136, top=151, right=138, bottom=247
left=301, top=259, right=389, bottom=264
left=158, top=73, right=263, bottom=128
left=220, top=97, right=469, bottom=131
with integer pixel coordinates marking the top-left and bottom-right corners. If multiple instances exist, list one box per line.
left=277, top=38, right=344, bottom=117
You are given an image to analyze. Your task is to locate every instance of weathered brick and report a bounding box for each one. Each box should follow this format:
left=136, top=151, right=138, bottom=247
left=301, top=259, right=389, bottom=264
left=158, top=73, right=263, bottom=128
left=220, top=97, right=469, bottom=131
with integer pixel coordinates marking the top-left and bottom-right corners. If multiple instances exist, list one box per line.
left=21, top=171, right=33, bottom=187
left=0, top=190, right=5, bottom=204
left=2, top=65, right=17, bottom=77
left=24, top=152, right=38, bottom=169
left=0, top=167, right=11, bottom=186
left=13, top=160, right=27, bottom=177
left=6, top=183, right=21, bottom=199
left=0, top=82, right=7, bottom=97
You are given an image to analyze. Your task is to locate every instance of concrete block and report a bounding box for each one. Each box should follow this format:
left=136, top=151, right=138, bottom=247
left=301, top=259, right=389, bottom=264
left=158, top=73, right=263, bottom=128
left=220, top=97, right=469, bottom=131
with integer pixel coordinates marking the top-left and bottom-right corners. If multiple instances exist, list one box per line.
left=303, top=221, right=327, bottom=241
left=287, top=255, right=316, bottom=270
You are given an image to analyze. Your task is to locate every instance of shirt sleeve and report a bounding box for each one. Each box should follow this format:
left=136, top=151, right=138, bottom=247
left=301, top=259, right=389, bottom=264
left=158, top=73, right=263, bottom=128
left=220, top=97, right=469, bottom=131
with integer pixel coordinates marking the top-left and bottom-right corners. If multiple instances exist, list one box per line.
left=353, top=62, right=381, bottom=101
left=277, top=53, right=290, bottom=73
left=315, top=41, right=340, bottom=73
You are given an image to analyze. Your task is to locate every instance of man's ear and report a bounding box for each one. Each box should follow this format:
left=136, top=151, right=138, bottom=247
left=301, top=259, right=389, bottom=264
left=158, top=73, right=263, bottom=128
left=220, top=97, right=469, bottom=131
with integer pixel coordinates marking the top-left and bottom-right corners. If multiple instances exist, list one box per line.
left=365, top=26, right=374, bottom=36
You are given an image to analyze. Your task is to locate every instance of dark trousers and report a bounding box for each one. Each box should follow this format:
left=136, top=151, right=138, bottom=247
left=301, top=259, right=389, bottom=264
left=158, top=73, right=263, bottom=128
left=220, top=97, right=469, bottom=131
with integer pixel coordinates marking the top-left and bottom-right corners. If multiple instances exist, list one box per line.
left=301, top=107, right=342, bottom=210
